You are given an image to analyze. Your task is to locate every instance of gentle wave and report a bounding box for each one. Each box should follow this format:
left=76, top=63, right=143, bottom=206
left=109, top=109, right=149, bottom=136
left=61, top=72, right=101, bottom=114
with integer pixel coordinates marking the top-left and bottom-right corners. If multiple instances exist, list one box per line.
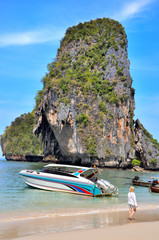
left=1, top=203, right=159, bottom=223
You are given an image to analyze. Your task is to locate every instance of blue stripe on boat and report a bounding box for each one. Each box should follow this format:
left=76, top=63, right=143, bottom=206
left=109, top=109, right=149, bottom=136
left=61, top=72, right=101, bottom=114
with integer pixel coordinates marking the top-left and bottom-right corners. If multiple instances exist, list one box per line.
left=20, top=173, right=93, bottom=193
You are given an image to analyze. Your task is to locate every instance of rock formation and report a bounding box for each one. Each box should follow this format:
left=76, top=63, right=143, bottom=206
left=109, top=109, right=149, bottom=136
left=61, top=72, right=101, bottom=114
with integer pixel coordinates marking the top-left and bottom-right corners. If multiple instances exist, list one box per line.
left=1, top=18, right=159, bottom=169
left=33, top=18, right=159, bottom=169
left=133, top=119, right=159, bottom=170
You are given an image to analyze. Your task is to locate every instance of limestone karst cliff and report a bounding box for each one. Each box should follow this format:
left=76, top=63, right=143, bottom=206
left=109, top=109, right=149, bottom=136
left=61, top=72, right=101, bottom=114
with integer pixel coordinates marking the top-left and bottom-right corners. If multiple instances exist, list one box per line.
left=33, top=18, right=159, bottom=169
left=1, top=18, right=159, bottom=169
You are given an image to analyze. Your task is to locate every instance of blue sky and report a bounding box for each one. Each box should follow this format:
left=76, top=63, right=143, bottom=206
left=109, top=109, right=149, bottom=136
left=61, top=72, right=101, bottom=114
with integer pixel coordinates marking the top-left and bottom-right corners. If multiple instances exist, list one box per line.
left=0, top=0, right=159, bottom=158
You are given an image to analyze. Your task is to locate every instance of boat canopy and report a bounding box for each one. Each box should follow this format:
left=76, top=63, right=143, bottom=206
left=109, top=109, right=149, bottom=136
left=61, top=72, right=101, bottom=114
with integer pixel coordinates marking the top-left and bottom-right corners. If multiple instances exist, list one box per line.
left=43, top=164, right=101, bottom=178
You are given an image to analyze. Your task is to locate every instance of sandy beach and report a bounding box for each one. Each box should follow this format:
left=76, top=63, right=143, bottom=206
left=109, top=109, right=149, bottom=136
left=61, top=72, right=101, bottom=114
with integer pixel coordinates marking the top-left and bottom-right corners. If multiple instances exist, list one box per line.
left=1, top=207, right=158, bottom=240
left=13, top=221, right=159, bottom=240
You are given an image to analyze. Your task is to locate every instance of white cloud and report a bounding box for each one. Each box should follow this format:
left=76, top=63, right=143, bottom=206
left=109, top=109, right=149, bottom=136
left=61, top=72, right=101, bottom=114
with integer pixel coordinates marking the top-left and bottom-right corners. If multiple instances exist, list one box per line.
left=0, top=28, right=65, bottom=47
left=114, top=0, right=154, bottom=21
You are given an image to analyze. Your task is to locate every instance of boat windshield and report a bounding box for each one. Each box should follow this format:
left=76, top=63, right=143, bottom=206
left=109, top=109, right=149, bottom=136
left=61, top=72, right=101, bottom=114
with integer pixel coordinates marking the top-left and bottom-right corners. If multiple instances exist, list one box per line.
left=80, top=168, right=100, bottom=180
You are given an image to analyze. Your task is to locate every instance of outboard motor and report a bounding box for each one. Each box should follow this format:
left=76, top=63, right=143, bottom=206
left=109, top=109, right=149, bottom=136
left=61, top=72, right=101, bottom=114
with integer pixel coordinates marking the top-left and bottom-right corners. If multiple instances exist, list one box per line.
left=96, top=179, right=118, bottom=196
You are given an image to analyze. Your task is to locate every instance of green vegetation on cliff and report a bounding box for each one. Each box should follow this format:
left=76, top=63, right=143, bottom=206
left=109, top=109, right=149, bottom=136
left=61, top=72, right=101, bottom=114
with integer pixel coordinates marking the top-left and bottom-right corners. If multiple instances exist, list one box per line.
left=35, top=18, right=128, bottom=109
left=141, top=123, right=159, bottom=150
left=60, top=18, right=126, bottom=48
left=1, top=112, right=42, bottom=157
left=34, top=18, right=130, bottom=155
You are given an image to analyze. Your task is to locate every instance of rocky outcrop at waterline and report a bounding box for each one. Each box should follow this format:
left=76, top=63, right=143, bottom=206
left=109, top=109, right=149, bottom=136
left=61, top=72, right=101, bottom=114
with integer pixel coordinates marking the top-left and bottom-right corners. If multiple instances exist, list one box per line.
left=1, top=18, right=159, bottom=169
left=3, top=154, right=43, bottom=162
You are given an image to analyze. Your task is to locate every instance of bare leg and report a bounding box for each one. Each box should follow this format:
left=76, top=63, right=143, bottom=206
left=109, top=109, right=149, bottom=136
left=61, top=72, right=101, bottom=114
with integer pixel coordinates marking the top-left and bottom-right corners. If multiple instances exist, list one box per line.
left=131, top=208, right=136, bottom=218
left=129, top=208, right=132, bottom=220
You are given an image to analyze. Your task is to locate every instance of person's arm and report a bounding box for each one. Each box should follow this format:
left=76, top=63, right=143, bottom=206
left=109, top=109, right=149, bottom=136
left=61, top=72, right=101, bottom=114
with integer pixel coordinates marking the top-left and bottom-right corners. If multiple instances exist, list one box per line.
left=133, top=192, right=137, bottom=207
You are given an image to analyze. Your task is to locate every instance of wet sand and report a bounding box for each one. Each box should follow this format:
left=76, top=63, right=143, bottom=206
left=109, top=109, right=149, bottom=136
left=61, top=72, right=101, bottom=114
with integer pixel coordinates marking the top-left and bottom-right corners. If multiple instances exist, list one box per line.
left=14, top=221, right=159, bottom=240
left=1, top=207, right=159, bottom=240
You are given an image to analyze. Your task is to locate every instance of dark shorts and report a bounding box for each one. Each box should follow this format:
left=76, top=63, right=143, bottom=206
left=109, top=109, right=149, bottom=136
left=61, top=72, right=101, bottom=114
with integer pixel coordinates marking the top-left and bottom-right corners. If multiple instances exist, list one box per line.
left=128, top=204, right=136, bottom=209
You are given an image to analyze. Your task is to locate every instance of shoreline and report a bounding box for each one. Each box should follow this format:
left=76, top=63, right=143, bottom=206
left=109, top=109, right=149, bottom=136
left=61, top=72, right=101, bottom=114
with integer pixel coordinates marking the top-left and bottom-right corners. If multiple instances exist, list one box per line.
left=1, top=203, right=159, bottom=224
left=1, top=206, right=159, bottom=240
left=13, top=221, right=159, bottom=240
left=2, top=159, right=159, bottom=172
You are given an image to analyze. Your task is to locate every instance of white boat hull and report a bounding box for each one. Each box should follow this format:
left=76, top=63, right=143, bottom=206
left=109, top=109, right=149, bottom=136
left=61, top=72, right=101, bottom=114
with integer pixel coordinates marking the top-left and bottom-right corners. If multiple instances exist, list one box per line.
left=19, top=164, right=118, bottom=197
left=19, top=171, right=97, bottom=196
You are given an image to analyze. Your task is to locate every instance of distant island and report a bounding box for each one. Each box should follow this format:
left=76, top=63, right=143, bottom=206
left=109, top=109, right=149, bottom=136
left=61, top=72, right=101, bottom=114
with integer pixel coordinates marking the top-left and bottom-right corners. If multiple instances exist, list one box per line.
left=1, top=18, right=159, bottom=170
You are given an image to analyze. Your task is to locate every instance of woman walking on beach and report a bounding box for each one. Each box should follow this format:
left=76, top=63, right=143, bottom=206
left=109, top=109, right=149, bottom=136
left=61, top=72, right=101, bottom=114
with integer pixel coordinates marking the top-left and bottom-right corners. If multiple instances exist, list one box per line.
left=128, top=186, right=137, bottom=220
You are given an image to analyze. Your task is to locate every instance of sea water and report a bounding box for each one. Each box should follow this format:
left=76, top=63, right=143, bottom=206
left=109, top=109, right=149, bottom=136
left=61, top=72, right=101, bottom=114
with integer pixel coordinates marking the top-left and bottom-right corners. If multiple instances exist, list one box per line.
left=0, top=159, right=159, bottom=239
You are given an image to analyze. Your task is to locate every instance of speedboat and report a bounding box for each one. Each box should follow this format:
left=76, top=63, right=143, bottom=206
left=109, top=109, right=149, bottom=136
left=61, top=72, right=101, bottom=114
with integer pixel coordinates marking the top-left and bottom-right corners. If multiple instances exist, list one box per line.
left=19, top=164, right=118, bottom=197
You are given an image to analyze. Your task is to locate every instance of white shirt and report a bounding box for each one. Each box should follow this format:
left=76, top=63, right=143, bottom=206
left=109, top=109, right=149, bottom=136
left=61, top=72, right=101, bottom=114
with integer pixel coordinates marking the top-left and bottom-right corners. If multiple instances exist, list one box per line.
left=128, top=192, right=137, bottom=207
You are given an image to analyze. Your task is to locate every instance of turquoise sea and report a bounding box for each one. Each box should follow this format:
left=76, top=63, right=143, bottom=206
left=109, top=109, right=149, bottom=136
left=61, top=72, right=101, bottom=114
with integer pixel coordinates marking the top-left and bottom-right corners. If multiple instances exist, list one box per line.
left=1, top=159, right=159, bottom=239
